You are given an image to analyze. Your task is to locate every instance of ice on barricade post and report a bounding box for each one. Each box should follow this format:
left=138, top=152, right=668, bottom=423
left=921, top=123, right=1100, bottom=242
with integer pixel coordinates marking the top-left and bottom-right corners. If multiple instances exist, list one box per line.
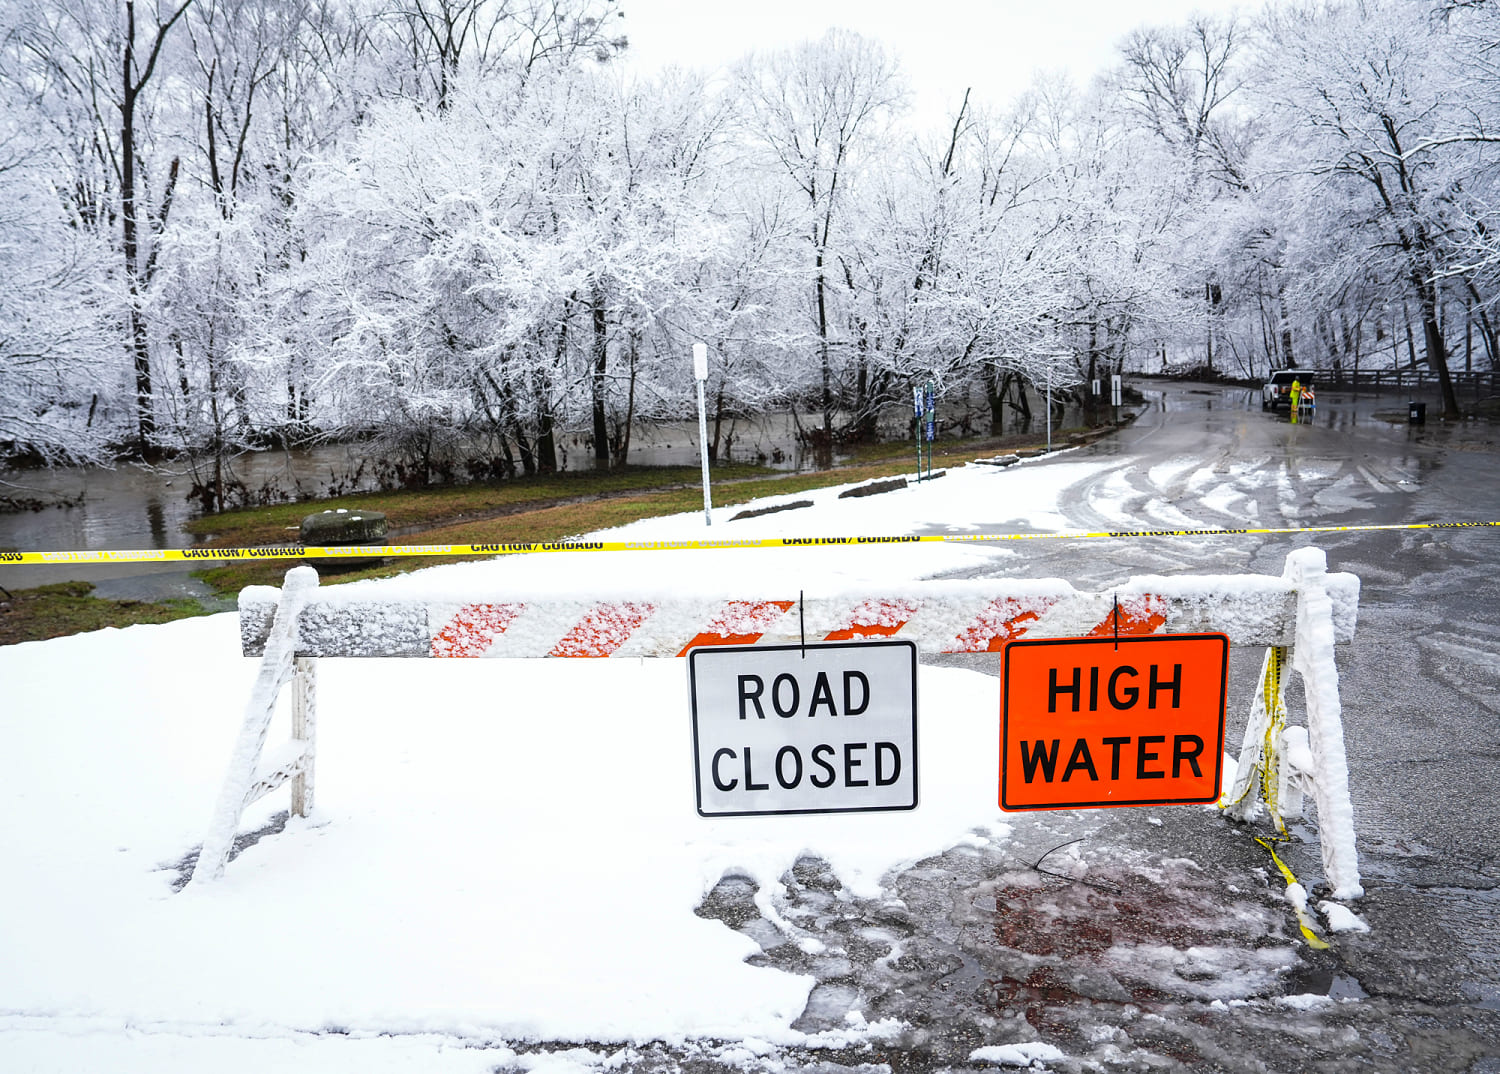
left=193, top=565, right=321, bottom=884
left=1222, top=548, right=1363, bottom=902
left=1284, top=547, right=1362, bottom=900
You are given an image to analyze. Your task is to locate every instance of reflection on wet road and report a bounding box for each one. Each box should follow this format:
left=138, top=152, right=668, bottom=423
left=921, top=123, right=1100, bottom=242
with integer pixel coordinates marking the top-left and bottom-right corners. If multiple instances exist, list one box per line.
left=687, top=380, right=1500, bottom=1072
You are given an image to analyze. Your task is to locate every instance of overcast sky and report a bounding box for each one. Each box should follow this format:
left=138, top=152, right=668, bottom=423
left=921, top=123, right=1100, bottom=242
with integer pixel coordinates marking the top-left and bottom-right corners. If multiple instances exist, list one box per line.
left=618, top=0, right=1250, bottom=131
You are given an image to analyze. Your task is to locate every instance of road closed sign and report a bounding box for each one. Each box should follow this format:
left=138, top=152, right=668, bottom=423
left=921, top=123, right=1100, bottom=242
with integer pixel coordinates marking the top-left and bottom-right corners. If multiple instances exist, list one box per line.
left=689, top=640, right=918, bottom=817
left=1000, top=634, right=1228, bottom=811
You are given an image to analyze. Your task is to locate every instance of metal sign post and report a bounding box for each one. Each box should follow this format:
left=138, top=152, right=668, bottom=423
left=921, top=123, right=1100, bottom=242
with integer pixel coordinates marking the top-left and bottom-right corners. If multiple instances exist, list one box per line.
left=693, top=342, right=712, bottom=526
left=923, top=380, right=936, bottom=479
left=1046, top=364, right=1052, bottom=454
left=912, top=385, right=924, bottom=481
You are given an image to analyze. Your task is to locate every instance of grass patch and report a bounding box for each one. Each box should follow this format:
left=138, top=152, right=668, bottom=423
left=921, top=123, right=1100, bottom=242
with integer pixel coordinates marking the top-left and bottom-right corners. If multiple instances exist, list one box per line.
left=188, top=442, right=1043, bottom=595
left=0, top=581, right=210, bottom=646
left=9, top=426, right=1081, bottom=637
left=184, top=462, right=777, bottom=548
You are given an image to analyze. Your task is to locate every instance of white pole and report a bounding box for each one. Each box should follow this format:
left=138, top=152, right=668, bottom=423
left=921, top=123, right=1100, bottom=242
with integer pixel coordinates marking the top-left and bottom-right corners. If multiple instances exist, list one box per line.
left=693, top=342, right=712, bottom=526
left=1046, top=363, right=1052, bottom=454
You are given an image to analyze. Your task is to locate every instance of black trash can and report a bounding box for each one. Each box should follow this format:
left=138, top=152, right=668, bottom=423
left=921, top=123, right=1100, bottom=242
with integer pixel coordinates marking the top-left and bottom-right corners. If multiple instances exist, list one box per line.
left=1408, top=401, right=1427, bottom=423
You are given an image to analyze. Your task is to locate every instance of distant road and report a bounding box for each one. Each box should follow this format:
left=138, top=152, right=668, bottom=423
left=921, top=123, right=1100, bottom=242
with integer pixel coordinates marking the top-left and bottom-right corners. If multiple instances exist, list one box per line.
left=964, top=376, right=1500, bottom=996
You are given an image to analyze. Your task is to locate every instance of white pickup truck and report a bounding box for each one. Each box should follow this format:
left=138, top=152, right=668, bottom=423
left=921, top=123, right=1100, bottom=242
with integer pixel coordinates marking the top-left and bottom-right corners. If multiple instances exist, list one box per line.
left=1262, top=369, right=1315, bottom=411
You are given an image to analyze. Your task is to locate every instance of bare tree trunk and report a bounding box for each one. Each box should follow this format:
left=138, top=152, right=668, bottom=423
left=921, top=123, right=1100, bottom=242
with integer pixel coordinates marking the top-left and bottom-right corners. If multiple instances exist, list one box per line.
left=1204, top=281, right=1218, bottom=371
left=120, top=0, right=194, bottom=455
left=122, top=12, right=153, bottom=452
left=537, top=396, right=558, bottom=472
left=1338, top=310, right=1356, bottom=374
left=1402, top=298, right=1419, bottom=369
left=611, top=331, right=639, bottom=467
left=1463, top=279, right=1498, bottom=369
left=711, top=380, right=725, bottom=462
left=986, top=367, right=1004, bottom=436
left=1413, top=273, right=1459, bottom=414
left=1465, top=294, right=1474, bottom=374
left=816, top=244, right=832, bottom=462
left=514, top=423, right=537, bottom=476
left=590, top=282, right=609, bottom=465
left=1277, top=280, right=1295, bottom=368
left=1257, top=280, right=1276, bottom=372
left=1005, top=372, right=1031, bottom=422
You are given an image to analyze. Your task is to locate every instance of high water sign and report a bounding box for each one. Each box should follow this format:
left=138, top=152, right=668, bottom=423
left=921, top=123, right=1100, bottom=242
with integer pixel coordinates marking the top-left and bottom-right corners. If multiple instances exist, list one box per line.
left=999, top=634, right=1228, bottom=811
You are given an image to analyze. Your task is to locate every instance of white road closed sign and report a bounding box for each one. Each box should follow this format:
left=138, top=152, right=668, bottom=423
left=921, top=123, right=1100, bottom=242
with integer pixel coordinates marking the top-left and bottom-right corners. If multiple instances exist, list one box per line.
left=688, top=640, right=918, bottom=816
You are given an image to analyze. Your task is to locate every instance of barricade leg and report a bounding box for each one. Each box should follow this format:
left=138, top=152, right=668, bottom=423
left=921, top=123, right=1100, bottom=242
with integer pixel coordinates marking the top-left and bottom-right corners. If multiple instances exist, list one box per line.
left=190, top=566, right=318, bottom=885
left=1222, top=550, right=1362, bottom=901
left=291, top=657, right=317, bottom=817
left=1223, top=646, right=1287, bottom=824
left=1284, top=549, right=1363, bottom=899
left=1275, top=725, right=1313, bottom=820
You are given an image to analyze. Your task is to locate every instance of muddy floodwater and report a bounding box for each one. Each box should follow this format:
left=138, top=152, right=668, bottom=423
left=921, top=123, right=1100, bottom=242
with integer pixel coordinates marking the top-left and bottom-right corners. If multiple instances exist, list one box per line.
left=0, top=400, right=1083, bottom=595
left=0, top=419, right=820, bottom=594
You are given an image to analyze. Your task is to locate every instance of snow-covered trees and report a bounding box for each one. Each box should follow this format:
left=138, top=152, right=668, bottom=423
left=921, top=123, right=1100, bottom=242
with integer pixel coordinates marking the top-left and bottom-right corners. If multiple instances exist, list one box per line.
left=735, top=29, right=905, bottom=453
left=7, top=0, right=1500, bottom=472
left=1256, top=0, right=1474, bottom=411
left=1225, top=0, right=1500, bottom=412
left=282, top=62, right=738, bottom=476
left=0, top=86, right=121, bottom=463
left=3, top=0, right=195, bottom=453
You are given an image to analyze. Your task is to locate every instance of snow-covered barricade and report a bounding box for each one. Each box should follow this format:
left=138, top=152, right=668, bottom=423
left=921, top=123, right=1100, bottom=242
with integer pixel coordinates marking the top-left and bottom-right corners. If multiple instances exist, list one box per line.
left=199, top=548, right=1361, bottom=897
left=237, top=566, right=1355, bottom=657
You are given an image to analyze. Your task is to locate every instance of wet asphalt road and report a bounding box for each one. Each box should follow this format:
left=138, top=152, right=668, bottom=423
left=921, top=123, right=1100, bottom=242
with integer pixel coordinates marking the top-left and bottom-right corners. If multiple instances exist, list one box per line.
left=669, top=382, right=1500, bottom=1073
left=26, top=382, right=1490, bottom=1071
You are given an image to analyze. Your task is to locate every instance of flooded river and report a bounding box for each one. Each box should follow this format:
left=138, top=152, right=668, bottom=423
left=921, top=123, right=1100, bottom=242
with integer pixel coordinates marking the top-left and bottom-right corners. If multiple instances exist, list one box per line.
left=0, top=412, right=871, bottom=596
left=0, top=398, right=1082, bottom=598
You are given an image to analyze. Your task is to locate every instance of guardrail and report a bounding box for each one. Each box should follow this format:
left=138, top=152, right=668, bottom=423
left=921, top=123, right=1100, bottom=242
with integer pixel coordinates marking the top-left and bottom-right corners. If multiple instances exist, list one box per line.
left=1317, top=368, right=1500, bottom=395
left=194, top=549, right=1363, bottom=903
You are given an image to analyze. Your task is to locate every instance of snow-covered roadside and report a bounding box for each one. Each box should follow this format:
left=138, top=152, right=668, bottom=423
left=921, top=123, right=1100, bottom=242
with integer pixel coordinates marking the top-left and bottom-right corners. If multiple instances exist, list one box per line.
left=0, top=455, right=1153, bottom=1071
left=355, top=454, right=1118, bottom=601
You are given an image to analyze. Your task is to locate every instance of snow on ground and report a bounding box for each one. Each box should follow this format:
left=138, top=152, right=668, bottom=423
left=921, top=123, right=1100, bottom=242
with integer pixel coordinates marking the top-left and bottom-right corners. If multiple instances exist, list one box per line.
left=360, top=453, right=1122, bottom=603
left=1082, top=467, right=1139, bottom=528
left=0, top=455, right=1223, bottom=1071
left=1319, top=900, right=1371, bottom=933
left=970, top=1040, right=1069, bottom=1067
left=1141, top=497, right=1209, bottom=530
left=1200, top=482, right=1258, bottom=520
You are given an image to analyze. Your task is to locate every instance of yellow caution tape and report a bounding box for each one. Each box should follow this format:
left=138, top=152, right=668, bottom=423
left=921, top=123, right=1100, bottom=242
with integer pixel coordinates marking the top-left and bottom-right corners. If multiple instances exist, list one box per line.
left=1260, top=647, right=1291, bottom=840
left=2, top=519, right=1498, bottom=566
left=1223, top=649, right=1329, bottom=948
left=1255, top=836, right=1331, bottom=950
left=1219, top=646, right=1288, bottom=814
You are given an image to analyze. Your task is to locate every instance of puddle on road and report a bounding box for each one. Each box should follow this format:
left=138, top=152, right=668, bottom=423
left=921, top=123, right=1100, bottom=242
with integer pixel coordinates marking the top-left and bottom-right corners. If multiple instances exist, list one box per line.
left=689, top=815, right=1500, bottom=1072
left=967, top=863, right=1297, bottom=1015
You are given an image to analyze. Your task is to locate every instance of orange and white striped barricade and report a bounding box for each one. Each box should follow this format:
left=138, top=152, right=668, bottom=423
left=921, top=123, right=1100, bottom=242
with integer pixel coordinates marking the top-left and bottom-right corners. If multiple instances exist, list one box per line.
left=193, top=549, right=1360, bottom=895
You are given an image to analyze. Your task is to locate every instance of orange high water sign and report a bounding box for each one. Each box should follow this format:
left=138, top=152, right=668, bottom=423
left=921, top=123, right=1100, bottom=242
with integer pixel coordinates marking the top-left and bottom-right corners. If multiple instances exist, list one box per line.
left=999, top=634, right=1228, bottom=811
